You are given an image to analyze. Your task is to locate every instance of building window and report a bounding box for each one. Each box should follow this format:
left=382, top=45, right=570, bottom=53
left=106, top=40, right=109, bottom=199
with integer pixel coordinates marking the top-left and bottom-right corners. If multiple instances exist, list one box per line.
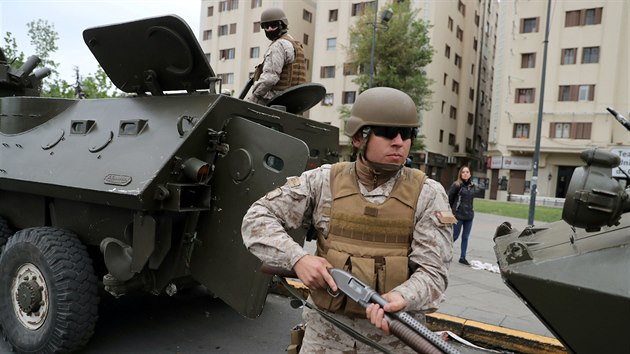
left=229, top=23, right=237, bottom=34
left=218, top=25, right=228, bottom=36
left=582, top=47, right=600, bottom=64
left=520, top=17, right=539, bottom=33
left=322, top=93, right=334, bottom=106
left=352, top=2, right=374, bottom=16
left=320, top=66, right=335, bottom=78
left=521, top=53, right=536, bottom=68
left=456, top=26, right=463, bottom=41
left=550, top=123, right=592, bottom=139
left=329, top=9, right=338, bottom=22
left=218, top=73, right=234, bottom=84
left=445, top=45, right=451, bottom=58
left=205, top=53, right=211, bottom=63
left=467, top=113, right=474, bottom=125
left=448, top=133, right=456, bottom=146
left=220, top=48, right=235, bottom=60
left=303, top=34, right=309, bottom=45
left=473, top=38, right=478, bottom=51
left=513, top=123, right=530, bottom=138
left=326, top=38, right=336, bottom=51
left=207, top=6, right=214, bottom=16
left=219, top=1, right=227, bottom=12
left=561, top=48, right=577, bottom=65
left=441, top=101, right=446, bottom=113
left=303, top=9, right=313, bottom=23
left=565, top=8, right=603, bottom=27
left=454, top=54, right=462, bottom=68
left=443, top=73, right=448, bottom=85
left=203, top=30, right=212, bottom=41
left=439, top=130, right=444, bottom=143
left=515, top=88, right=535, bottom=103
left=452, top=80, right=459, bottom=94
left=475, top=12, right=480, bottom=26
left=250, top=47, right=259, bottom=58
left=457, top=0, right=466, bottom=15
left=251, top=0, right=262, bottom=8
left=343, top=62, right=358, bottom=75
left=342, top=91, right=356, bottom=104
left=448, top=17, right=453, bottom=31
left=449, top=106, right=457, bottom=119
left=466, top=138, right=472, bottom=152
left=469, top=88, right=474, bottom=100
left=578, top=85, right=594, bottom=101
left=558, top=85, right=595, bottom=101
left=253, top=22, right=260, bottom=33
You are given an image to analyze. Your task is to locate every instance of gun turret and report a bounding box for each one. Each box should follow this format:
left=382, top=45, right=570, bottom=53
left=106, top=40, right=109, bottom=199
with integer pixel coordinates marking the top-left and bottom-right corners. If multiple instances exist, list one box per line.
left=0, top=49, right=51, bottom=97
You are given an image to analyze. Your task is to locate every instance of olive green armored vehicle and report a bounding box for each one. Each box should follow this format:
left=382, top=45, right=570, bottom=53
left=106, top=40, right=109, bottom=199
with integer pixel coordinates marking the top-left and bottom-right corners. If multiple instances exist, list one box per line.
left=0, top=15, right=337, bottom=353
left=494, top=108, right=630, bottom=354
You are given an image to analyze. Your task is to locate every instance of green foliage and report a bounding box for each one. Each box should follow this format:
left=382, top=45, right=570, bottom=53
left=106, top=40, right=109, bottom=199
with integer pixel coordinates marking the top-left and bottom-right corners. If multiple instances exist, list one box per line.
left=474, top=199, right=563, bottom=223
left=2, top=19, right=118, bottom=98
left=347, top=1, right=434, bottom=109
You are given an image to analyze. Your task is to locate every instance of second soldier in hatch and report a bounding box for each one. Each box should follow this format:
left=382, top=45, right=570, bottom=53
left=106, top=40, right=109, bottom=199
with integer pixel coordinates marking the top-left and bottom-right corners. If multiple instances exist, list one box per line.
left=242, top=87, right=455, bottom=352
left=246, top=8, right=307, bottom=105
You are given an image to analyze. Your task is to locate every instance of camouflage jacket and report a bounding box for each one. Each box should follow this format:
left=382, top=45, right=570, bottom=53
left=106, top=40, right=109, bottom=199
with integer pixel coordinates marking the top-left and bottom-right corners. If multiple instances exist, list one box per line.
left=247, top=34, right=297, bottom=105
left=241, top=164, right=454, bottom=313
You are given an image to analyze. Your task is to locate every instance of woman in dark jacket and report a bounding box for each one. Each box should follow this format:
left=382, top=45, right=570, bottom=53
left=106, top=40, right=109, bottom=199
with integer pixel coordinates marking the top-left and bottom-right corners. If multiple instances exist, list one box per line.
left=447, top=166, right=475, bottom=265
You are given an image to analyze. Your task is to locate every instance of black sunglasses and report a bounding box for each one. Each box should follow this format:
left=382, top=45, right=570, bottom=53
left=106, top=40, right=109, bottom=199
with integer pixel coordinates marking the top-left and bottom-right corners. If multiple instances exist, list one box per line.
left=370, top=126, right=417, bottom=140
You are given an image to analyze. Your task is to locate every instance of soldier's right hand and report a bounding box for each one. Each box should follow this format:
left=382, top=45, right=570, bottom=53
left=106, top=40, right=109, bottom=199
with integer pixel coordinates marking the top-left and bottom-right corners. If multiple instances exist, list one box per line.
left=293, top=255, right=337, bottom=292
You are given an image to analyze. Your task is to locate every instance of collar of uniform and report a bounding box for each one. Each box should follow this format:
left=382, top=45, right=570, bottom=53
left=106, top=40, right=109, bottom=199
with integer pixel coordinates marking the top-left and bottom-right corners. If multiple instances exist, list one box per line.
left=356, top=153, right=401, bottom=191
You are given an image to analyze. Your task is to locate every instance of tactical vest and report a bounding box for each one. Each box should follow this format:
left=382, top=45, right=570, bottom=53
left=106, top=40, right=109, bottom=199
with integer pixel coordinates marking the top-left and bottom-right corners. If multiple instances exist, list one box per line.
left=311, top=162, right=426, bottom=316
left=254, top=34, right=306, bottom=91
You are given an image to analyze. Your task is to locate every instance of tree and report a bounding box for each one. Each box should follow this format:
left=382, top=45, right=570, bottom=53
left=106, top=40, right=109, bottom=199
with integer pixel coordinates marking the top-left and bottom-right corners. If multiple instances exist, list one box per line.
left=347, top=1, right=434, bottom=110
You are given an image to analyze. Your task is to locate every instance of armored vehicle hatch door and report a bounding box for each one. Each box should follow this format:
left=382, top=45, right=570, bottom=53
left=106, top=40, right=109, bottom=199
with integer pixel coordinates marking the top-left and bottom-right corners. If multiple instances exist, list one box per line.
left=82, top=15, right=214, bottom=95
left=190, top=117, right=310, bottom=318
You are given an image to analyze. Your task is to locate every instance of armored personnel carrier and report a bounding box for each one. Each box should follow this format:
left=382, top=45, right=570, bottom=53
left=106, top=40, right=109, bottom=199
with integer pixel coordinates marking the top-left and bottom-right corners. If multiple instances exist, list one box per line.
left=0, top=15, right=338, bottom=353
left=494, top=108, right=630, bottom=354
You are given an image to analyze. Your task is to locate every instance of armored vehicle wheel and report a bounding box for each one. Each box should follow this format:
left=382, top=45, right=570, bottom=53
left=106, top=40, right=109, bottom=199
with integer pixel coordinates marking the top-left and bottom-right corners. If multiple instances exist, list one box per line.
left=0, top=227, right=99, bottom=353
left=0, top=217, right=12, bottom=250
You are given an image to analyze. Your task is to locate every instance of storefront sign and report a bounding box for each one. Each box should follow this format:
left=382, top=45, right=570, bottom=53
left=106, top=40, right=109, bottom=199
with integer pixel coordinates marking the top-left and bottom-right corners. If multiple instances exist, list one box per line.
left=502, top=156, right=532, bottom=170
left=610, top=148, right=630, bottom=177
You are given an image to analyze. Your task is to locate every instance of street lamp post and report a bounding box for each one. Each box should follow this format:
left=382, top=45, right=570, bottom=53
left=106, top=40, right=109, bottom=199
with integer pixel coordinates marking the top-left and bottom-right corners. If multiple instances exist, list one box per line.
left=368, top=7, right=393, bottom=88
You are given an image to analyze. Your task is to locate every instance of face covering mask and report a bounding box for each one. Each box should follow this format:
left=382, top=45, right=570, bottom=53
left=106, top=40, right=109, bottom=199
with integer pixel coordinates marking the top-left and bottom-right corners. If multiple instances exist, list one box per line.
left=265, top=27, right=284, bottom=40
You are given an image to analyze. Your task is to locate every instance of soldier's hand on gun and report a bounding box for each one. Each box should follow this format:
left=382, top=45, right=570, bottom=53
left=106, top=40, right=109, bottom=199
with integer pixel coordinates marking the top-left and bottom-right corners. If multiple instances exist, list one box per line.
left=293, top=255, right=337, bottom=292
left=366, top=291, right=407, bottom=335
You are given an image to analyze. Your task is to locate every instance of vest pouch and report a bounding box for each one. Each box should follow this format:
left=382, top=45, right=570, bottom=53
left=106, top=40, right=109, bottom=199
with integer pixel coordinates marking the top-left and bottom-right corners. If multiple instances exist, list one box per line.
left=344, top=257, right=376, bottom=316
left=311, top=249, right=349, bottom=313
left=253, top=64, right=263, bottom=81
left=377, top=256, right=409, bottom=294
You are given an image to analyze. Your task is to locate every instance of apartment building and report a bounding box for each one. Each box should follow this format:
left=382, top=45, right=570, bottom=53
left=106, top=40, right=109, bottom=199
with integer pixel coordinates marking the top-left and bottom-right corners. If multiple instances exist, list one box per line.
left=198, top=0, right=499, bottom=191
left=198, top=0, right=316, bottom=96
left=488, top=0, right=629, bottom=201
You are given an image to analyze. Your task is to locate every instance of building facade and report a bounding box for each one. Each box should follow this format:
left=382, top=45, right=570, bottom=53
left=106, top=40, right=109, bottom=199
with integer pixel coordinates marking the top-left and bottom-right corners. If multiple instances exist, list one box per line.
left=199, top=0, right=316, bottom=97
left=489, top=0, right=629, bottom=201
left=198, top=0, right=499, bottom=192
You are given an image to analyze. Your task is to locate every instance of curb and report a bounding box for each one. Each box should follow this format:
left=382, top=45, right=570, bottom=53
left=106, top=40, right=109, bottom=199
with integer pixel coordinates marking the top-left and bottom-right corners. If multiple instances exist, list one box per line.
left=426, top=313, right=566, bottom=354
left=271, top=280, right=567, bottom=354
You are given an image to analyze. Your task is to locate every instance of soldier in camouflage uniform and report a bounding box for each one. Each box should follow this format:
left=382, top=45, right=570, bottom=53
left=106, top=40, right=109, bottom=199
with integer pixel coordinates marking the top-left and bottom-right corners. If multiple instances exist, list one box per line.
left=242, top=87, right=455, bottom=353
left=246, top=8, right=306, bottom=105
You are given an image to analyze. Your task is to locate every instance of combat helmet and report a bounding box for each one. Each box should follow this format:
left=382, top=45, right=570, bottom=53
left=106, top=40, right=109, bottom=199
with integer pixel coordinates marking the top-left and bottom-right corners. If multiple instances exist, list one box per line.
left=261, top=8, right=289, bottom=27
left=344, top=87, right=419, bottom=137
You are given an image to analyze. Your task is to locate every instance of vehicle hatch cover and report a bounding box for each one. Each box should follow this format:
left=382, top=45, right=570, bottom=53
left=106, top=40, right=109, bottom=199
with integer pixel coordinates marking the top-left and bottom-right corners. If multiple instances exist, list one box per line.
left=267, top=83, right=326, bottom=114
left=82, top=15, right=214, bottom=94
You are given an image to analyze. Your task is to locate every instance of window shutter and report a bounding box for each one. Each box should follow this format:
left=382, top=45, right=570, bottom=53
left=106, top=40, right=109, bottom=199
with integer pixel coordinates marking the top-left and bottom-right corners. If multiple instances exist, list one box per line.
left=520, top=18, right=524, bottom=33
left=570, top=85, right=579, bottom=101
left=550, top=122, right=555, bottom=138
left=595, top=8, right=603, bottom=24
left=589, top=85, right=595, bottom=100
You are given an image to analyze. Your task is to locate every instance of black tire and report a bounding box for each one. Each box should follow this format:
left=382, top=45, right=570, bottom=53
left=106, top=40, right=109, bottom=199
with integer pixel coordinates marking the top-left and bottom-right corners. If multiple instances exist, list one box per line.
left=0, top=217, right=12, bottom=251
left=0, top=227, right=99, bottom=353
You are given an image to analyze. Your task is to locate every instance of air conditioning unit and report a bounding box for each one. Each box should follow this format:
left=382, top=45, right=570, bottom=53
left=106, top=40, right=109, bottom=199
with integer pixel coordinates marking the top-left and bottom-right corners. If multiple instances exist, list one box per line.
left=447, top=156, right=457, bottom=164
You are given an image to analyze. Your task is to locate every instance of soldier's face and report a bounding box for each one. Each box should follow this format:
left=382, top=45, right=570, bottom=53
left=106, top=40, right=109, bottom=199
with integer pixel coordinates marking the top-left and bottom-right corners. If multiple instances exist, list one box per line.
left=354, top=129, right=412, bottom=166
